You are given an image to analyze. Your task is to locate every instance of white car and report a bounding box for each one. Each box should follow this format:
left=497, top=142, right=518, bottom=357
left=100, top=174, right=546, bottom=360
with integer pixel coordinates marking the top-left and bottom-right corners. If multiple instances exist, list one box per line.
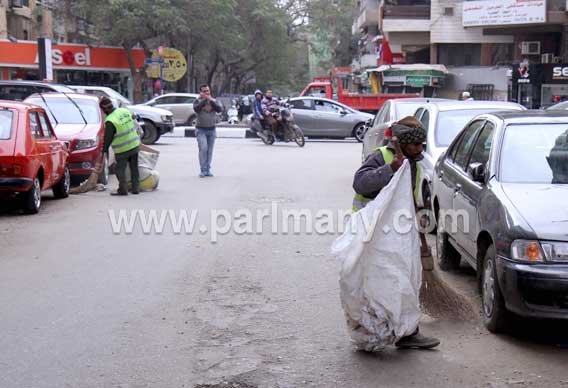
left=141, top=93, right=200, bottom=126
left=68, top=86, right=175, bottom=145
left=412, top=100, right=526, bottom=210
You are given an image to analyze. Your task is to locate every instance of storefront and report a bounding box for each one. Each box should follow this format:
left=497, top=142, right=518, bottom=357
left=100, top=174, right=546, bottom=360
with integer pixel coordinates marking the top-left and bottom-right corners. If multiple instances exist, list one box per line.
left=511, top=63, right=568, bottom=109
left=0, top=40, right=145, bottom=100
left=367, top=64, right=448, bottom=97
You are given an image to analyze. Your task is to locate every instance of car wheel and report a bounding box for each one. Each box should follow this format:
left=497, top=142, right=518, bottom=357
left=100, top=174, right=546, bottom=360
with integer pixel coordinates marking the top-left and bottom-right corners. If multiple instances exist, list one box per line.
left=52, top=165, right=70, bottom=199
left=23, top=176, right=41, bottom=214
left=187, top=115, right=197, bottom=127
left=482, top=244, right=509, bottom=333
left=98, top=153, right=109, bottom=185
left=141, top=120, right=159, bottom=145
left=353, top=123, right=366, bottom=142
left=436, top=221, right=461, bottom=271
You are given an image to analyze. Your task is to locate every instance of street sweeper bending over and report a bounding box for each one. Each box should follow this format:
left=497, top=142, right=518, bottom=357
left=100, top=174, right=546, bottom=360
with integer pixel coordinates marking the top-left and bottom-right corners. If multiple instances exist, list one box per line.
left=352, top=116, right=440, bottom=350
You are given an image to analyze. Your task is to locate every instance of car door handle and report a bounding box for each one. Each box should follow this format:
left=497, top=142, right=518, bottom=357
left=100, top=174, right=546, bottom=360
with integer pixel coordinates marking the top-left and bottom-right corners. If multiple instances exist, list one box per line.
left=438, top=171, right=444, bottom=180
left=454, top=184, right=462, bottom=196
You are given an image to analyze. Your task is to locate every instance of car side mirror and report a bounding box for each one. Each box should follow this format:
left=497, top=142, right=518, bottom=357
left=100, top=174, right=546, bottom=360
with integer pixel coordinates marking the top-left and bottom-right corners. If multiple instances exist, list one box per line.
left=365, top=118, right=373, bottom=127
left=339, top=110, right=347, bottom=116
left=468, top=162, right=486, bottom=183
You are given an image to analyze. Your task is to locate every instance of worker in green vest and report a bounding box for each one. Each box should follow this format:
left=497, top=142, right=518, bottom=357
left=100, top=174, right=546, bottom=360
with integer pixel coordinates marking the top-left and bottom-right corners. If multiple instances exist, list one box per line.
left=100, top=97, right=141, bottom=196
left=351, top=116, right=440, bottom=350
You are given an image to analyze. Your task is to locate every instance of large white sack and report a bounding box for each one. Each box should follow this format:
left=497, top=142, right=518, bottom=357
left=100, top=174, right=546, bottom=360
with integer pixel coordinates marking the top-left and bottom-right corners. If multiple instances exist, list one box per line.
left=331, top=161, right=422, bottom=351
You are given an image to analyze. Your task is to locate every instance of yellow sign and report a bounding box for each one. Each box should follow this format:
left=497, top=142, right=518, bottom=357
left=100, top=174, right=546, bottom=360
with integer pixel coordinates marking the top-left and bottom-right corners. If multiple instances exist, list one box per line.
left=147, top=47, right=187, bottom=82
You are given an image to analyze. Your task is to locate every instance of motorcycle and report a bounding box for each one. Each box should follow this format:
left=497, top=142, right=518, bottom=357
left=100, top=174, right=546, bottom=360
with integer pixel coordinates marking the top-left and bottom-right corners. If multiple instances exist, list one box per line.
left=251, top=104, right=305, bottom=147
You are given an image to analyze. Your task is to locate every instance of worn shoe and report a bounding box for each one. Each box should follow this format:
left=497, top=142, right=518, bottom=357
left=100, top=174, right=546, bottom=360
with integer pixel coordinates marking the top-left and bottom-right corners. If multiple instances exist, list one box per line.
left=199, top=172, right=207, bottom=178
left=110, top=191, right=128, bottom=196
left=395, top=333, right=440, bottom=350
left=131, top=189, right=140, bottom=195
left=206, top=170, right=214, bottom=177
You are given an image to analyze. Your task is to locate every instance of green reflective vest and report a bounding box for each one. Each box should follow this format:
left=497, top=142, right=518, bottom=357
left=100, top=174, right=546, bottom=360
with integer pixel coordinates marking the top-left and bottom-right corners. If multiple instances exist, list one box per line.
left=352, top=146, right=420, bottom=212
left=105, top=107, right=141, bottom=154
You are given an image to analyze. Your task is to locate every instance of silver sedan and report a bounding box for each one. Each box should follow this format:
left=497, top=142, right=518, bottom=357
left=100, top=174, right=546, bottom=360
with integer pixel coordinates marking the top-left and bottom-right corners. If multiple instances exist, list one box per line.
left=288, top=97, right=373, bottom=141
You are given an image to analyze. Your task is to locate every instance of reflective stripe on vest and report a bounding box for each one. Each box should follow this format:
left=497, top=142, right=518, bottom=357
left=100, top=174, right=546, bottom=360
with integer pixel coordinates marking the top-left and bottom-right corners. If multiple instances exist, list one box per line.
left=352, top=146, right=421, bottom=212
left=105, top=107, right=141, bottom=154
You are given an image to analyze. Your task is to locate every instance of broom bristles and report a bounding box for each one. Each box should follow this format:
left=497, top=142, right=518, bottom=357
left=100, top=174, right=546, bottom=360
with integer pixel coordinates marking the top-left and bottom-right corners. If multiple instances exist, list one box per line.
left=420, top=269, right=477, bottom=321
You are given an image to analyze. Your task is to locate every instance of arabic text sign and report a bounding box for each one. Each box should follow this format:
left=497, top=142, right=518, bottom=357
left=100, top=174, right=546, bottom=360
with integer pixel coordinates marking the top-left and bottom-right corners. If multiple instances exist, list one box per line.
left=463, top=0, right=546, bottom=27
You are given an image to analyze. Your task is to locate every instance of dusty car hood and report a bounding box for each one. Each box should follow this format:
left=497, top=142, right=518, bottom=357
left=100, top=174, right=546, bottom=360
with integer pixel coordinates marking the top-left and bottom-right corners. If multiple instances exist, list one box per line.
left=501, top=183, right=568, bottom=241
left=53, top=123, right=101, bottom=140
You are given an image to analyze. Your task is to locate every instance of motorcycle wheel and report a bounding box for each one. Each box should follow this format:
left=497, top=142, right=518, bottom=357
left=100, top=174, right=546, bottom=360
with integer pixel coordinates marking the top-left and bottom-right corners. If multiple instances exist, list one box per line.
left=260, top=131, right=275, bottom=145
left=293, top=126, right=305, bottom=147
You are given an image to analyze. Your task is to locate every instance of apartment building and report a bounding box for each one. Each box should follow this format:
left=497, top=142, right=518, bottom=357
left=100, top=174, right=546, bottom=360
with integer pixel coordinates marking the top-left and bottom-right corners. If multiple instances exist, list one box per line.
left=0, top=0, right=53, bottom=41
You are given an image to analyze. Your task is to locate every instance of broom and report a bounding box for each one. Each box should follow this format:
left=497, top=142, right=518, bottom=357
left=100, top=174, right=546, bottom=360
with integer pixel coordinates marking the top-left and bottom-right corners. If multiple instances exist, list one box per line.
left=69, top=154, right=104, bottom=194
left=392, top=138, right=476, bottom=321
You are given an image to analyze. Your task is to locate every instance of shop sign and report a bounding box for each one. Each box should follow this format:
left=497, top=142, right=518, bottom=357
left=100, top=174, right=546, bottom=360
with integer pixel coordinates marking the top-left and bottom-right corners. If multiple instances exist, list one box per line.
left=552, top=66, right=568, bottom=81
left=463, top=0, right=546, bottom=27
left=407, top=75, right=431, bottom=87
left=147, top=47, right=187, bottom=82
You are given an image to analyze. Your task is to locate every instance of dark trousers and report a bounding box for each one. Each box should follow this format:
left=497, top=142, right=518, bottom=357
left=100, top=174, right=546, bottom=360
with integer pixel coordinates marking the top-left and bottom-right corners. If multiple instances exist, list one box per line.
left=115, top=151, right=139, bottom=193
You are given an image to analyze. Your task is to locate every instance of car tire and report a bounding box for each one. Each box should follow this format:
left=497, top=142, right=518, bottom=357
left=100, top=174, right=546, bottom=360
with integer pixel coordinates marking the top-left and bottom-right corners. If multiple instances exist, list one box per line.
left=97, top=153, right=109, bottom=185
left=436, top=221, right=461, bottom=271
left=187, top=115, right=197, bottom=127
left=422, top=182, right=436, bottom=235
left=353, top=123, right=366, bottom=142
left=481, top=244, right=509, bottom=333
left=141, top=120, right=159, bottom=145
left=52, top=165, right=70, bottom=199
left=23, top=176, right=42, bottom=214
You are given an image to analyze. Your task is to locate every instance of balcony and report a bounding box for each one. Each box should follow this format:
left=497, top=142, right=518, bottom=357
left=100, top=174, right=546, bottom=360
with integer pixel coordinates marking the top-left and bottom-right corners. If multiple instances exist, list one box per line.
left=357, top=6, right=380, bottom=29
left=383, top=0, right=431, bottom=19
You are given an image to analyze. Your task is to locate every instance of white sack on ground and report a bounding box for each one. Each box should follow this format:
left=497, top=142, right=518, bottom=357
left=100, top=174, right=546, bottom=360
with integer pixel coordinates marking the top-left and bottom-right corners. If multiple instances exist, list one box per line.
left=125, top=145, right=160, bottom=191
left=331, top=161, right=422, bottom=351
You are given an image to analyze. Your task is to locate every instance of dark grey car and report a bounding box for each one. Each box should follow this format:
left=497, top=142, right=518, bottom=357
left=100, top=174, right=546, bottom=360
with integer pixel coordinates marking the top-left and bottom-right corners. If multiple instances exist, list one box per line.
left=288, top=97, right=373, bottom=142
left=432, top=111, right=568, bottom=333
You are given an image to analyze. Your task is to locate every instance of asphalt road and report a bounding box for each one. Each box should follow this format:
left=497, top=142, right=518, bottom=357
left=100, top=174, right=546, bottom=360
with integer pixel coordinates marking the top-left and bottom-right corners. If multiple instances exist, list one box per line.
left=1, top=137, right=568, bottom=388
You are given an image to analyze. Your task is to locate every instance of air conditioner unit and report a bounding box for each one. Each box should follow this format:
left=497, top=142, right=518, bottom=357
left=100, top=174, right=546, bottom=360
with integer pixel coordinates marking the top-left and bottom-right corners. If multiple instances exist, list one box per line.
left=443, top=7, right=454, bottom=16
left=542, top=53, right=555, bottom=63
left=553, top=56, right=561, bottom=63
left=10, top=0, right=24, bottom=7
left=521, top=41, right=541, bottom=55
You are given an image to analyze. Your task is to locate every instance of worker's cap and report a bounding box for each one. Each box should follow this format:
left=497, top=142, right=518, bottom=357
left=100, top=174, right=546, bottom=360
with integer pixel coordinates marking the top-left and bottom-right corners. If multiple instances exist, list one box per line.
left=99, top=96, right=114, bottom=110
left=392, top=116, right=426, bottom=145
left=254, top=89, right=263, bottom=96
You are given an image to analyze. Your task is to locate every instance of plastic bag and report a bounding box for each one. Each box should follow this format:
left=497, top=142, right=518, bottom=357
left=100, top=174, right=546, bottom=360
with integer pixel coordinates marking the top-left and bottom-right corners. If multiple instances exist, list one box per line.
left=125, top=146, right=160, bottom=191
left=331, top=161, right=422, bottom=351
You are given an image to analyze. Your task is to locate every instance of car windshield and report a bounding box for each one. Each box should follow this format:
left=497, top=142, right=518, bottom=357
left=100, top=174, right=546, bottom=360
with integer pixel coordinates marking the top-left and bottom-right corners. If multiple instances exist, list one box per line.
left=436, top=109, right=508, bottom=147
left=26, top=97, right=100, bottom=125
left=395, top=103, right=422, bottom=119
left=501, top=124, right=568, bottom=184
left=102, top=88, right=132, bottom=105
left=0, top=110, right=13, bottom=140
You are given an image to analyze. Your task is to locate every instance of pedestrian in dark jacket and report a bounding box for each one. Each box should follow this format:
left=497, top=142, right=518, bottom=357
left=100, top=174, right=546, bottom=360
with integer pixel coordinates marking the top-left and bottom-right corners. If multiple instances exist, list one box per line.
left=193, top=84, right=223, bottom=177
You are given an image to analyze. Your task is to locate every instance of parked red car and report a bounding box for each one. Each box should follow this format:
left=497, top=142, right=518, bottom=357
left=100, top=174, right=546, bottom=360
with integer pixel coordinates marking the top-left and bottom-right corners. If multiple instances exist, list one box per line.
left=24, top=93, right=110, bottom=184
left=0, top=101, right=70, bottom=214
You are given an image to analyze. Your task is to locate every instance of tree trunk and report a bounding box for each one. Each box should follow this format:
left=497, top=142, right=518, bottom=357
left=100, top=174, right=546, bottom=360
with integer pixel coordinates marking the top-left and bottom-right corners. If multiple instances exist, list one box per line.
left=124, top=44, right=144, bottom=103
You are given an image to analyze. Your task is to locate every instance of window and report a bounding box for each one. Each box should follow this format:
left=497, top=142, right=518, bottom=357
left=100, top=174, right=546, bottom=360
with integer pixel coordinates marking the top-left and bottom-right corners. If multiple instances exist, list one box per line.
left=0, top=85, right=36, bottom=101
left=29, top=112, right=44, bottom=139
left=414, top=108, right=423, bottom=119
left=453, top=120, right=485, bottom=169
left=38, top=112, right=54, bottom=138
left=374, top=102, right=389, bottom=126
left=25, top=97, right=101, bottom=125
left=501, top=124, right=568, bottom=184
left=155, top=96, right=176, bottom=104
left=314, top=100, right=342, bottom=113
left=468, top=122, right=495, bottom=168
left=420, top=110, right=430, bottom=132
left=0, top=110, right=14, bottom=140
left=290, top=99, right=313, bottom=110
left=437, top=44, right=481, bottom=66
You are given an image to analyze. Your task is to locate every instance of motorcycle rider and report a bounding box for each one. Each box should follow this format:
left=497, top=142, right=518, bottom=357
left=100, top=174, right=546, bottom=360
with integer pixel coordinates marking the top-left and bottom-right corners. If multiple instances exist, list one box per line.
left=252, top=90, right=264, bottom=131
left=262, top=89, right=281, bottom=136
